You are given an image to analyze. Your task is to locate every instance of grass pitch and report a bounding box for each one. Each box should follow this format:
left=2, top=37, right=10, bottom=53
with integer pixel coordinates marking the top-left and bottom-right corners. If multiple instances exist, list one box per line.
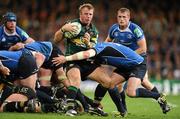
left=1, top=93, right=180, bottom=119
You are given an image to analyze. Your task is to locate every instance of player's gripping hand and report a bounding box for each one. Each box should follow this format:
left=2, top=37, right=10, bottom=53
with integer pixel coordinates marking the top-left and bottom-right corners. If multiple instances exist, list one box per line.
left=82, top=32, right=91, bottom=47
left=61, top=23, right=79, bottom=33
left=0, top=66, right=10, bottom=76
left=9, top=42, right=25, bottom=51
left=52, top=55, right=66, bottom=66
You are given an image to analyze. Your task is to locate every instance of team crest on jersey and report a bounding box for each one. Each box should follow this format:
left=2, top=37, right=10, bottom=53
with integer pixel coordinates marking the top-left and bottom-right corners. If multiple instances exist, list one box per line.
left=127, top=34, right=132, bottom=39
left=114, top=32, right=119, bottom=37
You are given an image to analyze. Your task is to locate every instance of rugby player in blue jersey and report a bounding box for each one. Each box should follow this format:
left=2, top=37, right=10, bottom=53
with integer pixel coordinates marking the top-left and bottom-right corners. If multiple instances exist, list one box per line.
left=94, top=7, right=170, bottom=115
left=0, top=48, right=45, bottom=112
left=53, top=42, right=171, bottom=116
left=0, top=12, right=34, bottom=51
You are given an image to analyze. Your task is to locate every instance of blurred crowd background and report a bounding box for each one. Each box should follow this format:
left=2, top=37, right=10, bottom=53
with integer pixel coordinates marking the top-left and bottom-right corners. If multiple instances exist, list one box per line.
left=0, top=0, right=179, bottom=80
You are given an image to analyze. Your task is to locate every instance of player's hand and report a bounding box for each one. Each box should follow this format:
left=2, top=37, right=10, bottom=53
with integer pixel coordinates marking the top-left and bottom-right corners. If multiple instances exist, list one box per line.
left=62, top=23, right=79, bottom=33
left=52, top=55, right=66, bottom=66
left=9, top=42, right=25, bottom=51
left=0, top=66, right=10, bottom=75
left=82, top=32, right=91, bottom=46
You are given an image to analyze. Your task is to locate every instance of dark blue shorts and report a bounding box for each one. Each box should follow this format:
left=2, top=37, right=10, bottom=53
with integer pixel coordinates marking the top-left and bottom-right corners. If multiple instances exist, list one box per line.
left=65, top=59, right=100, bottom=80
left=17, top=49, right=38, bottom=79
left=114, top=59, right=147, bottom=81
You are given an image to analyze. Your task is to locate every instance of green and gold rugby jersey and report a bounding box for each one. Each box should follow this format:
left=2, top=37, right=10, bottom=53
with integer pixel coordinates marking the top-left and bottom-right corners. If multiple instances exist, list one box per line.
left=64, top=19, right=99, bottom=56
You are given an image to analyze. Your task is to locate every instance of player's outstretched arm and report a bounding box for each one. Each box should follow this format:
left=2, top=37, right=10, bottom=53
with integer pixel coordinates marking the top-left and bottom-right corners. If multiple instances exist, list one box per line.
left=52, top=49, right=96, bottom=66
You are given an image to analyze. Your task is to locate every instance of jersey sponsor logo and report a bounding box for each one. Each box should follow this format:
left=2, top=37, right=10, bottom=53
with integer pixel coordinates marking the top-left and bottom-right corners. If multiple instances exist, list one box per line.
left=21, top=31, right=29, bottom=38
left=134, top=28, right=142, bottom=37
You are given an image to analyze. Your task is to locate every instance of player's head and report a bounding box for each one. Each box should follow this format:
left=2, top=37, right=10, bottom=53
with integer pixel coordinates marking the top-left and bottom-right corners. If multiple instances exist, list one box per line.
left=79, top=3, right=94, bottom=25
left=117, top=8, right=130, bottom=29
left=2, top=12, right=17, bottom=32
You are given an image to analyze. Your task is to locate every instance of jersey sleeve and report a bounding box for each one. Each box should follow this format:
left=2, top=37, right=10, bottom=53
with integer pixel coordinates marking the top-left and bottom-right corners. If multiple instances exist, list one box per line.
left=16, top=26, right=30, bottom=42
left=132, top=24, right=145, bottom=41
left=108, top=24, right=118, bottom=39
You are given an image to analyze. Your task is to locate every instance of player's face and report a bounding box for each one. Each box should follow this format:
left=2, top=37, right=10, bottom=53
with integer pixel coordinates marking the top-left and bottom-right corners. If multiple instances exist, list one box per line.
left=117, top=11, right=130, bottom=29
left=79, top=7, right=94, bottom=25
left=6, top=21, right=16, bottom=32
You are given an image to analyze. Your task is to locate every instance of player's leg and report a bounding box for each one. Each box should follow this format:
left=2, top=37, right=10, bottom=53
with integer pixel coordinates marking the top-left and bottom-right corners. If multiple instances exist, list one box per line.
left=117, top=83, right=127, bottom=111
left=142, top=72, right=159, bottom=93
left=141, top=72, right=170, bottom=113
left=89, top=68, right=126, bottom=116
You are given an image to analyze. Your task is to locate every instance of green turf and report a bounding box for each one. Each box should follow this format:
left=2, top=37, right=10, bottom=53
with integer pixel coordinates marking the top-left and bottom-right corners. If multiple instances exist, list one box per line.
left=1, top=93, right=180, bottom=119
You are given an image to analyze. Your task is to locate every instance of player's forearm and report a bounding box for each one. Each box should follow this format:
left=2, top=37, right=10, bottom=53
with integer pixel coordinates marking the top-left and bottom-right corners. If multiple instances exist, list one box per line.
left=53, top=30, right=64, bottom=43
left=65, top=49, right=96, bottom=61
left=135, top=46, right=147, bottom=54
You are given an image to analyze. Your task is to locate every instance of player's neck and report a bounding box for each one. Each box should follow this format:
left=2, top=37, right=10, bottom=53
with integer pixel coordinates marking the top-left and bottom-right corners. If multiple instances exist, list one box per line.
left=119, top=25, right=128, bottom=30
left=4, top=27, right=15, bottom=34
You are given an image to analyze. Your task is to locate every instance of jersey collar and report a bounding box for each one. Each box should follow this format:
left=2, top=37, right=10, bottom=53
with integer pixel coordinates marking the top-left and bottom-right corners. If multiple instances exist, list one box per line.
left=3, top=26, right=17, bottom=36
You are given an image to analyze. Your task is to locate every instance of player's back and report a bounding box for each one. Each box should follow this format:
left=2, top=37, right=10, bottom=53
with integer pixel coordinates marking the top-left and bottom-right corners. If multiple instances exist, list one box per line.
left=0, top=50, right=22, bottom=71
left=94, top=42, right=144, bottom=68
left=25, top=41, right=53, bottom=61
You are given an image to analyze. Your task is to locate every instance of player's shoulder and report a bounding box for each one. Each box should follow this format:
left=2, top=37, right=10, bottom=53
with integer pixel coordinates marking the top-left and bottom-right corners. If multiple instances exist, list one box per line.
left=15, top=26, right=25, bottom=34
left=129, top=21, right=143, bottom=30
left=110, top=23, right=119, bottom=29
left=16, top=26, right=29, bottom=37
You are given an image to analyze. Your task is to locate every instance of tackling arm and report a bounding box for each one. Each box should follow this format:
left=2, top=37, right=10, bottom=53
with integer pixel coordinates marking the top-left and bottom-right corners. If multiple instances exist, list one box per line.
left=52, top=49, right=96, bottom=66
left=65, top=49, right=96, bottom=61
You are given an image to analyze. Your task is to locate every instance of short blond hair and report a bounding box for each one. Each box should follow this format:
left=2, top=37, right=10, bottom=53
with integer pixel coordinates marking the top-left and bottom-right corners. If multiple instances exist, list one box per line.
left=79, top=3, right=94, bottom=13
left=118, top=8, right=130, bottom=16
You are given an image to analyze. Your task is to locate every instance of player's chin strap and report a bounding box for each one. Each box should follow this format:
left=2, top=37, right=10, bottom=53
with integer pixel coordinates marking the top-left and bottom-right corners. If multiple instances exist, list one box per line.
left=0, top=76, right=36, bottom=105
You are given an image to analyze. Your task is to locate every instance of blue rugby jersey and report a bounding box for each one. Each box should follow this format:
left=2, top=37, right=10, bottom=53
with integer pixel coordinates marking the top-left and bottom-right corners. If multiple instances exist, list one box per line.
left=93, top=42, right=144, bottom=68
left=0, top=50, right=22, bottom=72
left=0, top=25, right=29, bottom=50
left=24, top=41, right=53, bottom=62
left=108, top=22, right=144, bottom=51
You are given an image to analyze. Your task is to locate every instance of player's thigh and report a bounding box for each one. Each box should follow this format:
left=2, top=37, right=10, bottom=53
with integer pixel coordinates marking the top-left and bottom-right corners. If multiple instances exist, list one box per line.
left=38, top=68, right=52, bottom=86
left=126, top=77, right=141, bottom=96
left=110, top=72, right=125, bottom=89
left=67, top=67, right=81, bottom=87
left=88, top=67, right=111, bottom=88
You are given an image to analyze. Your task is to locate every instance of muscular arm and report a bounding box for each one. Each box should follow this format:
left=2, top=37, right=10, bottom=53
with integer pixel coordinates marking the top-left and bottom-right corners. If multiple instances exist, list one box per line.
left=52, top=49, right=96, bottom=66
left=24, top=37, right=34, bottom=43
left=54, top=23, right=77, bottom=43
left=54, top=29, right=64, bottom=43
left=135, top=38, right=147, bottom=54
left=9, top=37, right=34, bottom=51
left=66, top=49, right=96, bottom=61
